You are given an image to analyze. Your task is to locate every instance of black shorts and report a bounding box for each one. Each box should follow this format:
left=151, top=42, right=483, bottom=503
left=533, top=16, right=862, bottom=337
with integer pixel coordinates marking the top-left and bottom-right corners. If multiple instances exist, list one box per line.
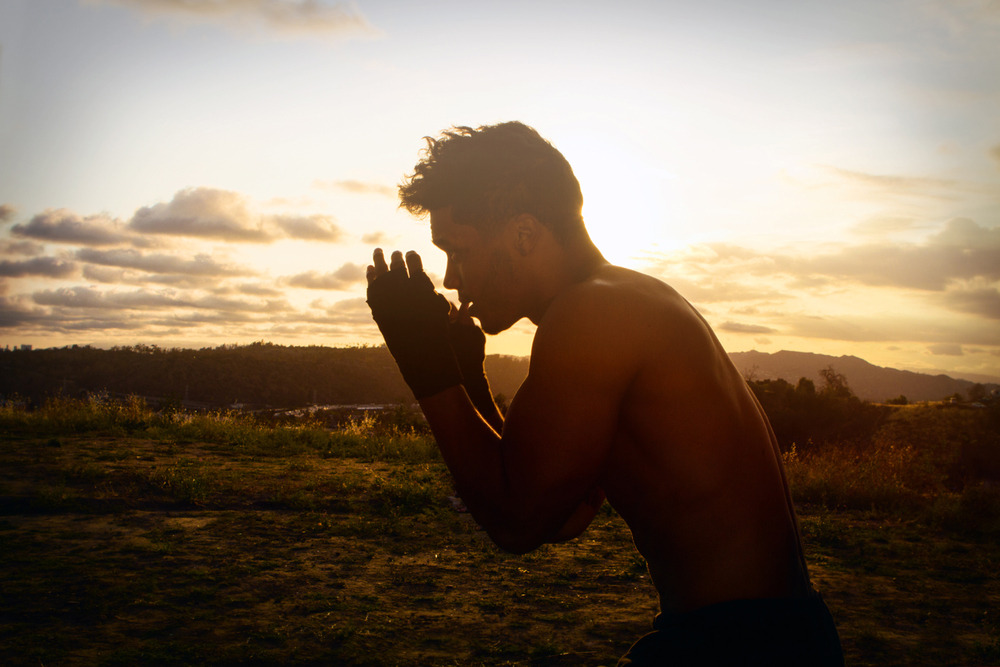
left=617, top=594, right=844, bottom=666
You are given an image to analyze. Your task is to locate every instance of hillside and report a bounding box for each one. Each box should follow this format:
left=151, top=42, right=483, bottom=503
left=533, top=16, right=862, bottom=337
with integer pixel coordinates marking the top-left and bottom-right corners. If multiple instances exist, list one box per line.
left=0, top=343, right=531, bottom=410
left=2, top=343, right=994, bottom=408
left=729, top=350, right=998, bottom=402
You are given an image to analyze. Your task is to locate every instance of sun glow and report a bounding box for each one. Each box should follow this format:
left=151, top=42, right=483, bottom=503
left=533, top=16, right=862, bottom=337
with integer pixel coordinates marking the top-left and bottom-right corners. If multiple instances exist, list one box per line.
left=561, top=137, right=684, bottom=267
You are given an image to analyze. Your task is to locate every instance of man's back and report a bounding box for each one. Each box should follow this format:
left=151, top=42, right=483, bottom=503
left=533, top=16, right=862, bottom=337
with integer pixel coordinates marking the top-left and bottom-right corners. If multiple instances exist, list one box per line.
left=378, top=120, right=842, bottom=665
left=532, top=264, right=811, bottom=613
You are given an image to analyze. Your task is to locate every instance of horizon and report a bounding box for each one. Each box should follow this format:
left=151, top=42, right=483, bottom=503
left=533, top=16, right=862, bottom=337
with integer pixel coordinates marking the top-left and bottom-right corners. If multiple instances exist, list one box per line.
left=1, top=0, right=998, bottom=380
left=4, top=339, right=999, bottom=386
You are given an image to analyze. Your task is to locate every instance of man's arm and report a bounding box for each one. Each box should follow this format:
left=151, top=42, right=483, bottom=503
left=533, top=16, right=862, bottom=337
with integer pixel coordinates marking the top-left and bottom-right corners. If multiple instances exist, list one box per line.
left=418, top=285, right=635, bottom=553
left=447, top=301, right=504, bottom=433
left=365, top=248, right=627, bottom=552
left=549, top=486, right=607, bottom=542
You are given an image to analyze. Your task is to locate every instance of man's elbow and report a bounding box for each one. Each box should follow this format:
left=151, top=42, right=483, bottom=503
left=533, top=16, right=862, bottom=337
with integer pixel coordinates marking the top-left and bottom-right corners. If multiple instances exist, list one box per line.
left=485, top=526, right=545, bottom=555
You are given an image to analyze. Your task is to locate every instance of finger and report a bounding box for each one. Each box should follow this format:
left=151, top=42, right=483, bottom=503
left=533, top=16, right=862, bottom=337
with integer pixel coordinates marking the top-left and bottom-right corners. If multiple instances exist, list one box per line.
left=404, top=250, right=424, bottom=276
left=455, top=301, right=475, bottom=325
left=372, top=248, right=389, bottom=274
left=389, top=250, right=406, bottom=274
left=366, top=264, right=377, bottom=285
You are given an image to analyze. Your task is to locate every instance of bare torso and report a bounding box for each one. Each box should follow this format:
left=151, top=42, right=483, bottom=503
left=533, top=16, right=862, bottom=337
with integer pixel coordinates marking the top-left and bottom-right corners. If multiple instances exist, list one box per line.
left=413, top=252, right=812, bottom=616
left=543, top=264, right=811, bottom=613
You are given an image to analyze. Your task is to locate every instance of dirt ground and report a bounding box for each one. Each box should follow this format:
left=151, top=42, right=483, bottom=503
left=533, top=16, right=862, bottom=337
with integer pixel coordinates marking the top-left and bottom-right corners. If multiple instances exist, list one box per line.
left=1, top=434, right=998, bottom=665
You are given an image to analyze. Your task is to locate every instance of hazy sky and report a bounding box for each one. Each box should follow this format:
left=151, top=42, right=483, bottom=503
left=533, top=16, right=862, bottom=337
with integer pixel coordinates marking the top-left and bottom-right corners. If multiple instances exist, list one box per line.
left=1, top=0, right=999, bottom=381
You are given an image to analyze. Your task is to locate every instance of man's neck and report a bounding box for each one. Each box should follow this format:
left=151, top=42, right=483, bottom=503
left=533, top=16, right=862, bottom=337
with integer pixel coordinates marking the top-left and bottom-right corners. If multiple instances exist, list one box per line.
left=525, top=238, right=608, bottom=325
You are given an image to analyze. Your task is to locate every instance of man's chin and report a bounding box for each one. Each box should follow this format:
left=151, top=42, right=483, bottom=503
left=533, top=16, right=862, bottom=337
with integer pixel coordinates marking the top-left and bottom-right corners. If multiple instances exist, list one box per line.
left=474, top=315, right=496, bottom=335
left=470, top=303, right=521, bottom=335
left=476, top=315, right=516, bottom=336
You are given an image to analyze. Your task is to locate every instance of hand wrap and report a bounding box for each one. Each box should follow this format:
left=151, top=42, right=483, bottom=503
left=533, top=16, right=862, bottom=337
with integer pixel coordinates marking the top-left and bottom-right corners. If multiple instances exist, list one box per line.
left=366, top=255, right=462, bottom=400
left=449, top=319, right=496, bottom=419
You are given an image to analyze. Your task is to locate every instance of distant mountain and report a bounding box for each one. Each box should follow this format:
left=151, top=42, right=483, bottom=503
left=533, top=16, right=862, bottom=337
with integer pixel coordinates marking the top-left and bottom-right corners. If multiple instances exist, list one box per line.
left=729, top=350, right=999, bottom=402
left=2, top=344, right=994, bottom=408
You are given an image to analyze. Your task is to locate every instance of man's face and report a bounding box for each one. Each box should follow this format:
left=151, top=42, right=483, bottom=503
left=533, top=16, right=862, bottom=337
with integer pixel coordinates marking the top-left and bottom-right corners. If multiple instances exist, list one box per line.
left=430, top=207, right=521, bottom=335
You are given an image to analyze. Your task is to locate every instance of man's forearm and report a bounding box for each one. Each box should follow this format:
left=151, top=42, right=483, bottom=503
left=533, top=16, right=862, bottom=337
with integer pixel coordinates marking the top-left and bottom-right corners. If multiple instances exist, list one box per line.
left=419, top=386, right=505, bottom=505
left=463, top=377, right=504, bottom=433
left=418, top=386, right=541, bottom=552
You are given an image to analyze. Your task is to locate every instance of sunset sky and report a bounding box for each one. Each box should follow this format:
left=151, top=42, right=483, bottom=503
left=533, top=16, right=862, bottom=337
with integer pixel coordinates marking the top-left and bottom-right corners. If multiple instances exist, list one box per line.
left=1, top=0, right=998, bottom=382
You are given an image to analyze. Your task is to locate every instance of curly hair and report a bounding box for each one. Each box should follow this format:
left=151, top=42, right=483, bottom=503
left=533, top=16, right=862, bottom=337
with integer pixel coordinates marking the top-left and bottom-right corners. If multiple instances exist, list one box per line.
left=398, top=122, right=586, bottom=244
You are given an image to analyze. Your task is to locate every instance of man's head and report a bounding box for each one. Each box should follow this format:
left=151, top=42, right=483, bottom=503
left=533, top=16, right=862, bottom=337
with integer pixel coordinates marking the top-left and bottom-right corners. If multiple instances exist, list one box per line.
left=399, top=121, right=586, bottom=245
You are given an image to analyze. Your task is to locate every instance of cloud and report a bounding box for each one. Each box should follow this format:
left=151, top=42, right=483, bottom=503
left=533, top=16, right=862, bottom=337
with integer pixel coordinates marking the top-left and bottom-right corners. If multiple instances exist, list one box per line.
left=0, top=204, right=16, bottom=224
left=943, top=286, right=1000, bottom=320
left=191, top=294, right=291, bottom=313
left=80, top=264, right=240, bottom=288
left=928, top=343, right=964, bottom=356
left=0, top=296, right=48, bottom=328
left=780, top=310, right=1000, bottom=347
left=31, top=285, right=287, bottom=314
left=271, top=214, right=344, bottom=241
left=637, top=217, right=1000, bottom=351
left=687, top=218, right=1000, bottom=292
left=1, top=239, right=45, bottom=257
left=12, top=209, right=128, bottom=246
left=128, top=187, right=346, bottom=243
left=849, top=216, right=919, bottom=237
left=155, top=311, right=256, bottom=326
left=314, top=179, right=396, bottom=198
left=0, top=293, right=174, bottom=332
left=811, top=218, right=1000, bottom=289
left=82, top=265, right=128, bottom=284
left=76, top=247, right=251, bottom=277
left=719, top=321, right=778, bottom=334
left=234, top=282, right=284, bottom=297
left=33, top=286, right=186, bottom=310
left=991, top=144, right=1000, bottom=170
left=130, top=188, right=274, bottom=242
left=822, top=166, right=961, bottom=200
left=361, top=231, right=389, bottom=245
left=0, top=257, right=76, bottom=278
left=83, top=0, right=378, bottom=38
left=285, top=262, right=365, bottom=289
left=278, top=296, right=376, bottom=327
left=634, top=265, right=786, bottom=304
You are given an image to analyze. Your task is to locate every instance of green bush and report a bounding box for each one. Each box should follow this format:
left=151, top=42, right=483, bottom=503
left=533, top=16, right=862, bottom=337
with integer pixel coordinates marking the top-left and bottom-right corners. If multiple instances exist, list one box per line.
left=930, top=483, right=1000, bottom=537
left=1, top=394, right=440, bottom=463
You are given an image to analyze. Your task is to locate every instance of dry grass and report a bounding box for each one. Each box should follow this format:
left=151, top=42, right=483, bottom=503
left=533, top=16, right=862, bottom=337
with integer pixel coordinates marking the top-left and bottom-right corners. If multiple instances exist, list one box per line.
left=1, top=397, right=998, bottom=665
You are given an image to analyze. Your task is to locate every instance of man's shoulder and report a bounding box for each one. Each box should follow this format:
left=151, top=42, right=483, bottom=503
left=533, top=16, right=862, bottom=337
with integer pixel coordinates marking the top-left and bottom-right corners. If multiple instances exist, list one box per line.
left=526, top=267, right=656, bottom=389
left=545, top=265, right=693, bottom=326
left=538, top=264, right=721, bottom=367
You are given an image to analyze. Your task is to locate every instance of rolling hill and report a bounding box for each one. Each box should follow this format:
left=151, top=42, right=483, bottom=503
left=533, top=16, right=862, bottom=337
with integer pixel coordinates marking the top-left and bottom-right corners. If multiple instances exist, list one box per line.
left=2, top=344, right=995, bottom=408
left=728, top=350, right=998, bottom=402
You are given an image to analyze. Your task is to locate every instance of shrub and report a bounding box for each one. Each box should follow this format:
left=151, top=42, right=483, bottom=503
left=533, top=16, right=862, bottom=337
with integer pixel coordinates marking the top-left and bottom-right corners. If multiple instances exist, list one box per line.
left=873, top=405, right=997, bottom=488
left=750, top=377, right=888, bottom=451
left=783, top=442, right=925, bottom=513
left=0, top=396, right=440, bottom=463
left=929, top=483, right=1000, bottom=537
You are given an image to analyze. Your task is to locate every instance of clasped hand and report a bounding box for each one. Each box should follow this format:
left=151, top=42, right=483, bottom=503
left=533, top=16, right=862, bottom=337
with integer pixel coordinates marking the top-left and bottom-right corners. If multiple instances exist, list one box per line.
left=366, top=249, right=488, bottom=403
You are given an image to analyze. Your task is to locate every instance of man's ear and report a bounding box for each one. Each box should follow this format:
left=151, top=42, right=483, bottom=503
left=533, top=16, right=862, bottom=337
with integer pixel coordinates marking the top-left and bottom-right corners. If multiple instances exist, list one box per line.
left=511, top=214, right=541, bottom=257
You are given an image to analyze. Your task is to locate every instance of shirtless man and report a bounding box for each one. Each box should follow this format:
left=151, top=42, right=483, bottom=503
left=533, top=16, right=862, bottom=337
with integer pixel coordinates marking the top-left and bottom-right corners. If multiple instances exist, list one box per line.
left=365, top=122, right=844, bottom=665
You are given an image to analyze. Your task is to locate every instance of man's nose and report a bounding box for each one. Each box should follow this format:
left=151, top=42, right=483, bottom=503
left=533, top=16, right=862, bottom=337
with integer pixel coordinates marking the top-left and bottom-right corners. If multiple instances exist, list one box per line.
left=443, top=260, right=461, bottom=291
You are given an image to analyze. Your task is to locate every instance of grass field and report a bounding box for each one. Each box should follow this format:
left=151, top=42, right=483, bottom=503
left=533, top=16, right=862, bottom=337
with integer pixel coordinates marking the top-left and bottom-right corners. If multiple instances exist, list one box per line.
left=1, top=397, right=999, bottom=665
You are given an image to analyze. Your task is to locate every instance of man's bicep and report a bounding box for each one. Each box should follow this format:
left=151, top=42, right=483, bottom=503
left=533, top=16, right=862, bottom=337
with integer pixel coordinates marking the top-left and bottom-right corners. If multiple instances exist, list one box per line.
left=500, top=307, right=632, bottom=519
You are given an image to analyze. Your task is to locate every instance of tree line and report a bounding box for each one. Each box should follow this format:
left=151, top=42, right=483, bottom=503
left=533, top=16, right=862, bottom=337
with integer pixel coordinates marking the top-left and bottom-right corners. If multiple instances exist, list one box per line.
left=0, top=342, right=531, bottom=410
left=4, top=345, right=996, bottom=480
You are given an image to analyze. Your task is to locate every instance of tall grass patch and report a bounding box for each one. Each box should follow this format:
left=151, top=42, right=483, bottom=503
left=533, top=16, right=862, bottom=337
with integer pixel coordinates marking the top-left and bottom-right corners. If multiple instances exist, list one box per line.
left=2, top=395, right=441, bottom=463
left=783, top=404, right=1000, bottom=535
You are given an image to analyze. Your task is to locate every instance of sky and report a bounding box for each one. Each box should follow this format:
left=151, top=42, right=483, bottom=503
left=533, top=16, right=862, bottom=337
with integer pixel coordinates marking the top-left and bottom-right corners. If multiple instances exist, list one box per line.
left=1, top=0, right=999, bottom=382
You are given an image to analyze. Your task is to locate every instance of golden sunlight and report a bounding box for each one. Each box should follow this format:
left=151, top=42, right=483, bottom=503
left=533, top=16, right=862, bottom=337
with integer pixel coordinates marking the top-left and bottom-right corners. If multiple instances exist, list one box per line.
left=563, top=138, right=683, bottom=267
